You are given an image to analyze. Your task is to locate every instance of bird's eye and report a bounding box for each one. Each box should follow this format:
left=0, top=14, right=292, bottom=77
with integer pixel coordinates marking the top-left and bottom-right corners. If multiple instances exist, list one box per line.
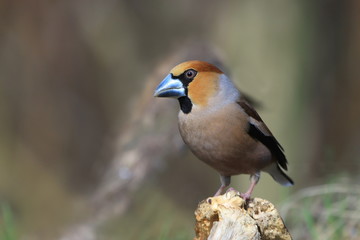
left=185, top=69, right=197, bottom=79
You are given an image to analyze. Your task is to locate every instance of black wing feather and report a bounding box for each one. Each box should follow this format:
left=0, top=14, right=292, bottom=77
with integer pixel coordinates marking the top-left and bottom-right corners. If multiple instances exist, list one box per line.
left=248, top=123, right=288, bottom=170
left=238, top=99, right=288, bottom=170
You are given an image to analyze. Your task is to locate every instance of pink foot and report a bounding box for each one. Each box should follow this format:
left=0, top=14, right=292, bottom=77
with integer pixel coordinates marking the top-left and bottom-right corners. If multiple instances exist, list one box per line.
left=240, top=192, right=251, bottom=201
left=226, top=187, right=239, bottom=194
left=214, top=186, right=227, bottom=196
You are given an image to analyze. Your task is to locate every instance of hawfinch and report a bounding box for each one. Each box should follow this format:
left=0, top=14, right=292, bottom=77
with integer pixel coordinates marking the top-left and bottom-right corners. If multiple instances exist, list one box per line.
left=153, top=60, right=293, bottom=199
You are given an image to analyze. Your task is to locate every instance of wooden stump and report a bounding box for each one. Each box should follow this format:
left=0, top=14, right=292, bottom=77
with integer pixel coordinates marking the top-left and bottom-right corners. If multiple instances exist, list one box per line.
left=194, top=190, right=292, bottom=240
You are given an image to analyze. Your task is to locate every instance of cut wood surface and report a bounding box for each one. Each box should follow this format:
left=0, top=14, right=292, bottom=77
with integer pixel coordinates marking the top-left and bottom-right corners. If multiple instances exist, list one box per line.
left=194, top=190, right=292, bottom=240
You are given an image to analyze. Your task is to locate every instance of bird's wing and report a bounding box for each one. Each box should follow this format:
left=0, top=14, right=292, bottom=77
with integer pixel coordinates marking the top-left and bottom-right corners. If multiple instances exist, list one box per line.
left=237, top=98, right=288, bottom=170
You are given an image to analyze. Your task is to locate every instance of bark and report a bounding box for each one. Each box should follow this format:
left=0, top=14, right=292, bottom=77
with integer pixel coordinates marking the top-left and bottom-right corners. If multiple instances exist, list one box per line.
left=194, top=191, right=292, bottom=240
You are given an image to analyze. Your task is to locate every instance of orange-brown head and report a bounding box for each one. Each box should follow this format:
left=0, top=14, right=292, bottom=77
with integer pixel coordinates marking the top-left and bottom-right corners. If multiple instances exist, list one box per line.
left=154, top=60, right=236, bottom=114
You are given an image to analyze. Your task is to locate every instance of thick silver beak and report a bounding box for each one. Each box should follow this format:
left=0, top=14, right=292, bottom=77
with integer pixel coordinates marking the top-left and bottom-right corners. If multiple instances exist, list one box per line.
left=153, top=74, right=186, bottom=98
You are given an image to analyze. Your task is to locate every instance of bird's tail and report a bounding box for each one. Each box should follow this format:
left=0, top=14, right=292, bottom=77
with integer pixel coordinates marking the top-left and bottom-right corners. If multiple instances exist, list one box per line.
left=263, top=163, right=294, bottom=186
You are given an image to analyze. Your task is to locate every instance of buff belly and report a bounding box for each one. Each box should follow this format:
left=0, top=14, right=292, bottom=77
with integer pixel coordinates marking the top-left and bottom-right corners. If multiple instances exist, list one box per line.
left=178, top=104, right=273, bottom=176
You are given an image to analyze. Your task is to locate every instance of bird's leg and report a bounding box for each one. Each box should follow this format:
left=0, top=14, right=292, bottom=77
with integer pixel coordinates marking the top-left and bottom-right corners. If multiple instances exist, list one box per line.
left=214, top=175, right=231, bottom=196
left=240, top=172, right=260, bottom=200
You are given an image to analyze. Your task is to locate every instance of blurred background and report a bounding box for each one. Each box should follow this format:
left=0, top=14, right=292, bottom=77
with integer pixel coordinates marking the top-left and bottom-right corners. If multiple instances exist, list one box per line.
left=0, top=0, right=359, bottom=239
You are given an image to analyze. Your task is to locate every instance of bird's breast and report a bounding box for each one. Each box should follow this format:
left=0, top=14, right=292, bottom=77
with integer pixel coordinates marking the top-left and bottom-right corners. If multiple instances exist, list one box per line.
left=178, top=103, right=272, bottom=175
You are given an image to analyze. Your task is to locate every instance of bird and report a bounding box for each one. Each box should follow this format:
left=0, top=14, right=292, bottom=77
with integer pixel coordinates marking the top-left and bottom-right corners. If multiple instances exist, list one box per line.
left=153, top=60, right=293, bottom=199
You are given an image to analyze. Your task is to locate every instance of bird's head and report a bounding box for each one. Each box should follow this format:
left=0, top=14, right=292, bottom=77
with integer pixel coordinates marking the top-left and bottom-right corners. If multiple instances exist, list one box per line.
left=154, top=60, right=237, bottom=114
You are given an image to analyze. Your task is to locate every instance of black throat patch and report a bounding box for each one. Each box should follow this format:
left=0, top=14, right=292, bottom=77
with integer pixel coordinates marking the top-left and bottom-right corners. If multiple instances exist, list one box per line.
left=178, top=96, right=192, bottom=114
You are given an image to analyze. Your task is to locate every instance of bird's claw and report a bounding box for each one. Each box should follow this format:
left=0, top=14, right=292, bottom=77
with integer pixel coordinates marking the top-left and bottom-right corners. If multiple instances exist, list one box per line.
left=239, top=192, right=251, bottom=201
